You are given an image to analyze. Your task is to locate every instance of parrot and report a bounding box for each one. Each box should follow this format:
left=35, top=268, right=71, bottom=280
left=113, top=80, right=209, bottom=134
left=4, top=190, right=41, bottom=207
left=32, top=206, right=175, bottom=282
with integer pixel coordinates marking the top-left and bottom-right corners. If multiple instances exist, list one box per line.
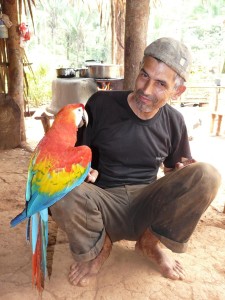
left=10, top=103, right=92, bottom=295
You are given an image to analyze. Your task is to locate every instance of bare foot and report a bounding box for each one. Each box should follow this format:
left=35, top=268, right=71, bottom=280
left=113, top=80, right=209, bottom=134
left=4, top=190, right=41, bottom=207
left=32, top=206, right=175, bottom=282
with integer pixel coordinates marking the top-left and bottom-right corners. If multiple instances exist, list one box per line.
left=135, top=229, right=185, bottom=280
left=68, top=234, right=112, bottom=286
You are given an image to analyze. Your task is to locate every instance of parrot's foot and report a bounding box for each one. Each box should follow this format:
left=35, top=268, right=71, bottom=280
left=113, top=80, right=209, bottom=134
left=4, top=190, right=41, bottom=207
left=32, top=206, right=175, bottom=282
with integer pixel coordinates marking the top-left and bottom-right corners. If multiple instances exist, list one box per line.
left=68, top=234, right=112, bottom=286
left=135, top=229, right=186, bottom=280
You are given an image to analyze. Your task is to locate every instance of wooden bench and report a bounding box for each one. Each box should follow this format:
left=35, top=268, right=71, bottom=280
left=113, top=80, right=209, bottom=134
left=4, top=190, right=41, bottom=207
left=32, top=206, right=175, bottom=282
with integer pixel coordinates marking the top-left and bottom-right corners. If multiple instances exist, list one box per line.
left=34, top=112, right=54, bottom=134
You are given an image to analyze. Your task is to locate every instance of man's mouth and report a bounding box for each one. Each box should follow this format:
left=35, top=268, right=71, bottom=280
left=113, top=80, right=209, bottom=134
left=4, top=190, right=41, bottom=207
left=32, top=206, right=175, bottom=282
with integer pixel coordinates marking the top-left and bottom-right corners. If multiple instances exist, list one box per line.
left=139, top=94, right=152, bottom=103
left=138, top=92, right=157, bottom=105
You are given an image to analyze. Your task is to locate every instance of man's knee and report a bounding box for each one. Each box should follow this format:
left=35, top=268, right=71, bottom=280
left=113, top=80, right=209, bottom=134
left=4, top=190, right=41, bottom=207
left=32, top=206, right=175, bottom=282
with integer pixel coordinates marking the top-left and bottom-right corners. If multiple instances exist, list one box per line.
left=50, top=183, right=88, bottom=228
left=53, top=182, right=88, bottom=209
left=191, top=162, right=221, bottom=190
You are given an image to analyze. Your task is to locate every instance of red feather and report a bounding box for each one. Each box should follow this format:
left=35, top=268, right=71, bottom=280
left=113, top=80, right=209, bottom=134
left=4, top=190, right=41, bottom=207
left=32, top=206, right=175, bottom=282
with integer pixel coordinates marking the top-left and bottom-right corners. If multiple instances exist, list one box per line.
left=32, top=222, right=44, bottom=295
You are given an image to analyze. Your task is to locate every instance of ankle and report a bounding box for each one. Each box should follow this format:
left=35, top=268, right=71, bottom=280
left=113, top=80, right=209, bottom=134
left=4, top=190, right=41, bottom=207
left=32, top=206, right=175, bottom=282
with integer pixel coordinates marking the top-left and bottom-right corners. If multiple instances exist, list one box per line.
left=136, top=229, right=163, bottom=259
left=139, top=229, right=160, bottom=248
left=95, top=234, right=112, bottom=264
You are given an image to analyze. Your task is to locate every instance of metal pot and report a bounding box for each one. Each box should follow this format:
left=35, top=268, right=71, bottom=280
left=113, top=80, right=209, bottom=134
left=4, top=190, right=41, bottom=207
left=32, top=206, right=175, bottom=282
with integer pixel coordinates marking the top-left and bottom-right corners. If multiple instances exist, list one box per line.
left=76, top=68, right=89, bottom=78
left=85, top=60, right=101, bottom=66
left=56, top=68, right=76, bottom=78
left=87, top=64, right=120, bottom=79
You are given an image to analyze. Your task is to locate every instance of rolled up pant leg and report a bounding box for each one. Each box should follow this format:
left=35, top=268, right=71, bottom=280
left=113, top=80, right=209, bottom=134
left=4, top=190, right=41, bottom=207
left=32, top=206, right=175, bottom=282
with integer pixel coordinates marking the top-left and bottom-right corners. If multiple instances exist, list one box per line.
left=131, top=162, right=221, bottom=253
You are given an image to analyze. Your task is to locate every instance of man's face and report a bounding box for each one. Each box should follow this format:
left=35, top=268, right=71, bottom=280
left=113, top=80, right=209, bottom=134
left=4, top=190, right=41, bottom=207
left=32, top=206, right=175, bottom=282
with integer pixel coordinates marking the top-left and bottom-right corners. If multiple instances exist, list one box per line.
left=133, top=56, right=184, bottom=114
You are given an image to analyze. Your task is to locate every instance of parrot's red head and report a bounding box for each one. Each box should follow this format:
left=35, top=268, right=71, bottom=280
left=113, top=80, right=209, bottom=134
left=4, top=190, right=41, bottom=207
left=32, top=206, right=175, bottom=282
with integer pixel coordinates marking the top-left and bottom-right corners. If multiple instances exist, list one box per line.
left=53, top=103, right=88, bottom=129
left=37, top=103, right=88, bottom=153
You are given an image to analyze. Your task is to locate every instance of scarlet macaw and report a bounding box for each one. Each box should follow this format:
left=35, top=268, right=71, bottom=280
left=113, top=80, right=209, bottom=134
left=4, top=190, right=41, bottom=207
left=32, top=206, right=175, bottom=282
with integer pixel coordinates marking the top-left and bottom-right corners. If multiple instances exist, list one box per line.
left=10, top=103, right=91, bottom=294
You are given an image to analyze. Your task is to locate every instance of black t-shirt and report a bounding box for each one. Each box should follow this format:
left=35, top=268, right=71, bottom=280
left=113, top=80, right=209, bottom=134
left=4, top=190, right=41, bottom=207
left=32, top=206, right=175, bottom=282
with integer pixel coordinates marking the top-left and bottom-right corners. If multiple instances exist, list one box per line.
left=78, top=90, right=192, bottom=188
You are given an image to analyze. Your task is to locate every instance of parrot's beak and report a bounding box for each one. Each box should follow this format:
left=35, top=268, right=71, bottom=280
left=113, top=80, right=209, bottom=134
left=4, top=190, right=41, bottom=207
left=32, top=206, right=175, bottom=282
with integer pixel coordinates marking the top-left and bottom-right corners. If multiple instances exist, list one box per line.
left=78, top=109, right=89, bottom=128
left=83, top=109, right=89, bottom=127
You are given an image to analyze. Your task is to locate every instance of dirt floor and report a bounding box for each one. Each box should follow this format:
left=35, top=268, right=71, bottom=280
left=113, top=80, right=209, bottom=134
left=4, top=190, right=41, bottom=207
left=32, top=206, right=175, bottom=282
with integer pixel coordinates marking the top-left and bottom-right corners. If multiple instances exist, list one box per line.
left=1, top=107, right=225, bottom=300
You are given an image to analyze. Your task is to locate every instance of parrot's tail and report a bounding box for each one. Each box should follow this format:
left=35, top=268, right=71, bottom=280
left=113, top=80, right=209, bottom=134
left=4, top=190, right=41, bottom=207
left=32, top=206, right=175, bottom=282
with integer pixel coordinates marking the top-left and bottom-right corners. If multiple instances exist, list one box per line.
left=10, top=209, right=27, bottom=227
left=31, top=210, right=48, bottom=295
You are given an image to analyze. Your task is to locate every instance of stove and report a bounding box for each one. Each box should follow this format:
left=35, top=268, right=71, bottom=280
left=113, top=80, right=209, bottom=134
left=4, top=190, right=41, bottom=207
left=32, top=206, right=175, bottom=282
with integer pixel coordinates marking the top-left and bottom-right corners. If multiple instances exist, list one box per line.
left=94, top=78, right=124, bottom=90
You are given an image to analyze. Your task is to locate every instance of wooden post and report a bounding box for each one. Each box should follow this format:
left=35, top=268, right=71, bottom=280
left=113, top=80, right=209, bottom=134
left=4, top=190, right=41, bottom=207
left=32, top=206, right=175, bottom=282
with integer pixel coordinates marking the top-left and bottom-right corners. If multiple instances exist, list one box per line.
left=111, top=0, right=125, bottom=77
left=216, top=115, right=223, bottom=136
left=4, top=0, right=26, bottom=143
left=210, top=113, right=216, bottom=134
left=124, top=0, right=150, bottom=90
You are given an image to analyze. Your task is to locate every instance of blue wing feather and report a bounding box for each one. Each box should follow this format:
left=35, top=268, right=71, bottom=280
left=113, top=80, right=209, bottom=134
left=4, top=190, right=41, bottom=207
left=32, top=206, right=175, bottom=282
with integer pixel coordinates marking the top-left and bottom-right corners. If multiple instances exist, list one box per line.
left=10, top=162, right=91, bottom=227
left=27, top=162, right=91, bottom=216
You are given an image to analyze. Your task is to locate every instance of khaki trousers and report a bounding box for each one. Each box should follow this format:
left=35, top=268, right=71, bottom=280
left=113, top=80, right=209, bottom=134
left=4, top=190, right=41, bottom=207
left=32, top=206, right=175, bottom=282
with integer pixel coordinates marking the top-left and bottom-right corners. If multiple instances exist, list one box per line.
left=50, top=162, right=221, bottom=262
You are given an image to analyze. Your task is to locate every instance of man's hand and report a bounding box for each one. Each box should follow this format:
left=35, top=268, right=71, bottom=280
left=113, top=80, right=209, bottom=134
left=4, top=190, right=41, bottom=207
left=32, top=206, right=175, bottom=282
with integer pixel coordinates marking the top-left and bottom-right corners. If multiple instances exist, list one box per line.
left=177, top=158, right=196, bottom=168
left=164, top=158, right=196, bottom=175
left=86, top=168, right=99, bottom=183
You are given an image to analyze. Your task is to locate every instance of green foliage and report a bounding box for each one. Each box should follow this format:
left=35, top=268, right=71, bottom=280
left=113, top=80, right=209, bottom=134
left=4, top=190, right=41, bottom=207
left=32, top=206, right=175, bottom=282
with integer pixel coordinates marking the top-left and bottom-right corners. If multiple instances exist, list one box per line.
left=29, top=0, right=111, bottom=67
left=191, top=4, right=207, bottom=17
left=23, top=0, right=112, bottom=108
left=23, top=0, right=113, bottom=108
left=26, top=64, right=52, bottom=108
left=150, top=0, right=225, bottom=82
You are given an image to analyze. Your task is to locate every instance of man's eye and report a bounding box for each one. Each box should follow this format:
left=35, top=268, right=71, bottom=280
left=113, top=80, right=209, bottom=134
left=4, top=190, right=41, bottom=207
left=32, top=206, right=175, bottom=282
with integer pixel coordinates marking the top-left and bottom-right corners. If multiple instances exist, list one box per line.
left=140, top=71, right=148, bottom=78
left=157, top=81, right=166, bottom=88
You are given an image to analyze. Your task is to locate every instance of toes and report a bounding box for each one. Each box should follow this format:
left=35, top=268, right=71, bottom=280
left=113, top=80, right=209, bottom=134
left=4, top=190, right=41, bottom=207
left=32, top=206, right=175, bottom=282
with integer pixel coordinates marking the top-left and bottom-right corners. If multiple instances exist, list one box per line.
left=68, top=270, right=79, bottom=285
left=70, top=263, right=78, bottom=270
left=162, top=260, right=186, bottom=281
left=69, top=272, right=83, bottom=286
left=68, top=262, right=93, bottom=286
left=163, top=268, right=183, bottom=280
left=174, top=260, right=186, bottom=279
left=174, top=259, right=184, bottom=271
left=68, top=265, right=85, bottom=286
left=165, top=270, right=180, bottom=280
left=78, top=276, right=90, bottom=287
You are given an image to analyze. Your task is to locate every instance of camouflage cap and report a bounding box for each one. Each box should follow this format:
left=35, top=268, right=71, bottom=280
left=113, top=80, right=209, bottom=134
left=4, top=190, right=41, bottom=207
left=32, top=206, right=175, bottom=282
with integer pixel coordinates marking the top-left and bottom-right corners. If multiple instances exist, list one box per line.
left=144, top=37, right=192, bottom=81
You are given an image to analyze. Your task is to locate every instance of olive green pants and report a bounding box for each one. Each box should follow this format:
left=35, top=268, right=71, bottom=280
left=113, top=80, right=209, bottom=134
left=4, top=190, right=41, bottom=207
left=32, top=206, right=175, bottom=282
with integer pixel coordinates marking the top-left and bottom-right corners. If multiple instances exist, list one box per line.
left=50, top=162, right=221, bottom=262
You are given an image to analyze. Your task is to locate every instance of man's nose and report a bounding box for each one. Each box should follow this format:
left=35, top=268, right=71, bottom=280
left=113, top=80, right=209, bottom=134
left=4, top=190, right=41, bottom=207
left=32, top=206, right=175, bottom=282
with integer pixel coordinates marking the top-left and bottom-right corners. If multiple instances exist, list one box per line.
left=143, top=79, right=154, bottom=94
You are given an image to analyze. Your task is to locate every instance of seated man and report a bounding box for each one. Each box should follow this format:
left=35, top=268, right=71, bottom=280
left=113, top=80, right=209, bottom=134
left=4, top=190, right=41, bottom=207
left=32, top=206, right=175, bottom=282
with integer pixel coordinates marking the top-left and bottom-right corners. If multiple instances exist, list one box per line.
left=50, top=37, right=221, bottom=286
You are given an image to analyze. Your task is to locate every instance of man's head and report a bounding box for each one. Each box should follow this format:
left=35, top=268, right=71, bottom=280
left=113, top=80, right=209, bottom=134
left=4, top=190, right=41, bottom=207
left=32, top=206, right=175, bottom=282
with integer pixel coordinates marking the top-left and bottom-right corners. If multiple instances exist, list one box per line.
left=144, top=37, right=192, bottom=82
left=130, top=37, right=192, bottom=119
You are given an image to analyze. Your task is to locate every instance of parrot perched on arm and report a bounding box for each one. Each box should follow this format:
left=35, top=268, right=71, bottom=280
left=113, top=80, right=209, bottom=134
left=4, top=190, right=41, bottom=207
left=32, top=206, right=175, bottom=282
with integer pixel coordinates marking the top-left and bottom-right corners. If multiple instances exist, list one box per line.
left=10, top=103, right=92, bottom=295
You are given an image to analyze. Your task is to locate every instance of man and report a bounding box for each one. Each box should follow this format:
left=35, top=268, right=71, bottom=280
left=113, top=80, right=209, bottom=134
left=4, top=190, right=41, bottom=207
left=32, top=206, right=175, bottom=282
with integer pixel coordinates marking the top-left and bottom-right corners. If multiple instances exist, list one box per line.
left=50, top=37, right=221, bottom=286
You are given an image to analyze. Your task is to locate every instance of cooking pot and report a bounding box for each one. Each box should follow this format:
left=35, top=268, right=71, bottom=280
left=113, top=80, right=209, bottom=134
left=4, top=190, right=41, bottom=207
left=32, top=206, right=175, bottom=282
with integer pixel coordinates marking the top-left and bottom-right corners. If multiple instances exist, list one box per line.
left=87, top=64, right=121, bottom=79
left=56, top=67, right=90, bottom=78
left=76, top=68, right=89, bottom=78
left=56, top=68, right=76, bottom=78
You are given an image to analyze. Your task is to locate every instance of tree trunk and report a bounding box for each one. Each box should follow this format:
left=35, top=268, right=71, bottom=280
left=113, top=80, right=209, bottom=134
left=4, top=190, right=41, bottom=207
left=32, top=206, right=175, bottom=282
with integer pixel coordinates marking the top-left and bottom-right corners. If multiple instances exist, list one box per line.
left=0, top=94, right=20, bottom=149
left=124, top=0, right=150, bottom=90
left=4, top=0, right=26, bottom=144
left=111, top=0, right=126, bottom=77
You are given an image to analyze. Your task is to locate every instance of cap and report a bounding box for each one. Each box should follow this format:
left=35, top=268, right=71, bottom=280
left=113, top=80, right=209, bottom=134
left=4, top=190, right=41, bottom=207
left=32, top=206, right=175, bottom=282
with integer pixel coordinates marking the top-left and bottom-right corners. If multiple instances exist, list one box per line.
left=144, top=37, right=192, bottom=81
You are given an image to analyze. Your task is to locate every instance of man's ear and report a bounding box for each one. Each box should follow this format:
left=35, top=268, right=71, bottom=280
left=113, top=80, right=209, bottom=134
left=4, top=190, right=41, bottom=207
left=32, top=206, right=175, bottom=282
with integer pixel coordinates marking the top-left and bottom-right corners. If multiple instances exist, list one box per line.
left=171, top=85, right=186, bottom=100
